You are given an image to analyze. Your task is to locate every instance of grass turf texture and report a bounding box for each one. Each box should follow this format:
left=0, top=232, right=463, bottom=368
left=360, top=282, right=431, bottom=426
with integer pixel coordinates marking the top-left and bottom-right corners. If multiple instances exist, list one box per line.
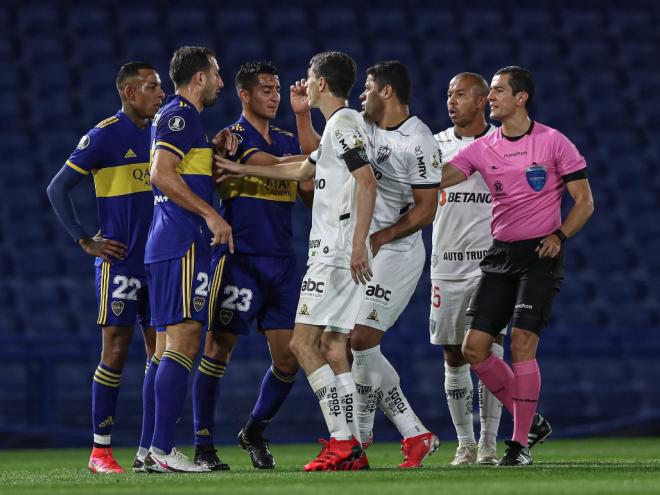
left=1, top=439, right=659, bottom=495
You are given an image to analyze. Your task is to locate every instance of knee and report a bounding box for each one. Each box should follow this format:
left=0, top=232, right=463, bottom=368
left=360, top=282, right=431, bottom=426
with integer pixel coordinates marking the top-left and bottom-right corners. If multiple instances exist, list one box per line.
left=204, top=333, right=234, bottom=363
left=289, top=335, right=305, bottom=360
left=461, top=340, right=488, bottom=365
left=272, top=354, right=299, bottom=375
left=443, top=346, right=467, bottom=368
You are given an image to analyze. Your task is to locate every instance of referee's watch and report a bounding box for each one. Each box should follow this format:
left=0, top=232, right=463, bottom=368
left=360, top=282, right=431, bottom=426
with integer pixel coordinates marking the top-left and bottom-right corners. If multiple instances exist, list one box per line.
left=553, top=229, right=567, bottom=243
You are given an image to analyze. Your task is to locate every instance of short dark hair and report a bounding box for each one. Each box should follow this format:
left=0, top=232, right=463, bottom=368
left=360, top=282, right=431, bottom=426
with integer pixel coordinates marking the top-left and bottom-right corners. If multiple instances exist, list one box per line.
left=169, top=46, right=216, bottom=88
left=235, top=61, right=279, bottom=91
left=366, top=60, right=411, bottom=105
left=495, top=65, right=535, bottom=108
left=309, top=51, right=356, bottom=99
left=116, top=61, right=155, bottom=91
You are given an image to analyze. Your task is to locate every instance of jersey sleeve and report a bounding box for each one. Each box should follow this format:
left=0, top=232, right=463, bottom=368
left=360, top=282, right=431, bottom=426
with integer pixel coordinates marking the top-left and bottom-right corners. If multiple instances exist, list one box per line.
left=553, top=131, right=587, bottom=176
left=153, top=106, right=198, bottom=160
left=229, top=124, right=261, bottom=163
left=448, top=140, right=480, bottom=178
left=407, top=132, right=442, bottom=188
left=65, top=127, right=106, bottom=175
left=330, top=113, right=370, bottom=171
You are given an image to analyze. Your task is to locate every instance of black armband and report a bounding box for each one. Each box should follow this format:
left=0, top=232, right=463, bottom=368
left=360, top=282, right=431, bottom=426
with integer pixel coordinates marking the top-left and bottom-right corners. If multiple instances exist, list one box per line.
left=554, top=229, right=567, bottom=242
left=342, top=146, right=370, bottom=172
left=562, top=168, right=588, bottom=183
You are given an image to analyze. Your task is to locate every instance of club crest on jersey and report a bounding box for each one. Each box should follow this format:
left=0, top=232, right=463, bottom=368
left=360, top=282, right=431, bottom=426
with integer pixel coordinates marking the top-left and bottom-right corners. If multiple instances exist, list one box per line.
left=220, top=309, right=233, bottom=325
left=111, top=300, right=124, bottom=316
left=168, top=116, right=186, bottom=131
left=525, top=163, right=547, bottom=192
left=376, top=145, right=392, bottom=164
left=193, top=296, right=206, bottom=312
left=232, top=132, right=243, bottom=144
left=76, top=134, right=90, bottom=150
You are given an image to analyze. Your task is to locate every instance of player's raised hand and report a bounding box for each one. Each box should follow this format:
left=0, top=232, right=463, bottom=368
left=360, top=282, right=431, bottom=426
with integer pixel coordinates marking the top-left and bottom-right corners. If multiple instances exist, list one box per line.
left=79, top=235, right=127, bottom=261
left=211, top=128, right=238, bottom=157
left=205, top=211, right=234, bottom=253
left=350, top=244, right=373, bottom=285
left=290, top=79, right=310, bottom=115
left=213, top=153, right=246, bottom=183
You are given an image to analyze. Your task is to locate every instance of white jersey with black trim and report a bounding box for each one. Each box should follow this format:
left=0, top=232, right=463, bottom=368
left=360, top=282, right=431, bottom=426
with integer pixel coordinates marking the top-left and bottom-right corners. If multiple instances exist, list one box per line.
left=307, top=107, right=369, bottom=269
left=431, top=124, right=496, bottom=280
left=362, top=116, right=442, bottom=252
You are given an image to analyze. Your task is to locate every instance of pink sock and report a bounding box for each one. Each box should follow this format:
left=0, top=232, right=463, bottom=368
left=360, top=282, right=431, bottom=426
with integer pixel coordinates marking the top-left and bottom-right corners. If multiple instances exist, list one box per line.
left=511, top=359, right=541, bottom=447
left=471, top=353, right=514, bottom=415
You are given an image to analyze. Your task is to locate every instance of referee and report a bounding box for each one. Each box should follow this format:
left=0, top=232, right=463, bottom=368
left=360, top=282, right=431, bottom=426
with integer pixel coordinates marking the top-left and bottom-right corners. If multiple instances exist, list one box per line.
left=439, top=66, right=594, bottom=466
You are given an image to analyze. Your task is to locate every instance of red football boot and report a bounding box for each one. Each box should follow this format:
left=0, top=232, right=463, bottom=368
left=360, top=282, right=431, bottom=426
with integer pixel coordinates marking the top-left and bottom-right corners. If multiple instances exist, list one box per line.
left=88, top=447, right=125, bottom=474
left=399, top=432, right=440, bottom=468
left=304, top=437, right=362, bottom=472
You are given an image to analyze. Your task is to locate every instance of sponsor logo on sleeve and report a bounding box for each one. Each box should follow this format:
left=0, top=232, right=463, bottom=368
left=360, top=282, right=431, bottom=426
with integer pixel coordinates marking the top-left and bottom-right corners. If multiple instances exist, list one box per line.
left=76, top=135, right=90, bottom=150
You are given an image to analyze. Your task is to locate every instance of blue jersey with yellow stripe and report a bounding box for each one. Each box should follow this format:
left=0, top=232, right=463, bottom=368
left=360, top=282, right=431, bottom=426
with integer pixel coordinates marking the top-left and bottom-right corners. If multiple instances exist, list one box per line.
left=65, top=111, right=153, bottom=273
left=145, top=95, right=213, bottom=263
left=217, top=115, right=301, bottom=256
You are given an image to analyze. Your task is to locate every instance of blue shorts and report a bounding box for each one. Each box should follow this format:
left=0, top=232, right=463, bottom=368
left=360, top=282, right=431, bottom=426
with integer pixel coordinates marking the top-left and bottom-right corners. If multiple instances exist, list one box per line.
left=208, top=254, right=299, bottom=335
left=146, top=242, right=212, bottom=328
left=95, top=261, right=150, bottom=330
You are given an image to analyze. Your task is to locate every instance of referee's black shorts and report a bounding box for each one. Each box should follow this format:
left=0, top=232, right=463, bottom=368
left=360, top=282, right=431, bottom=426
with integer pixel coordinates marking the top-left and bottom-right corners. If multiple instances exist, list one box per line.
left=466, top=237, right=565, bottom=336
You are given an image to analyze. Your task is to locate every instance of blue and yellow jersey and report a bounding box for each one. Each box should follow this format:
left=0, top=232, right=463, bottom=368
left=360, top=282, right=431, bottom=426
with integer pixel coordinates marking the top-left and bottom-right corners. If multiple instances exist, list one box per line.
left=65, top=111, right=152, bottom=274
left=145, top=95, right=213, bottom=263
left=217, top=115, right=301, bottom=256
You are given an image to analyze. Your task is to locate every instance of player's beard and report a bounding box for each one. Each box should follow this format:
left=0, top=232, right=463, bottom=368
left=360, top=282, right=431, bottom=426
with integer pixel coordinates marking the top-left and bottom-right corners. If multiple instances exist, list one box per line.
left=202, top=85, right=219, bottom=108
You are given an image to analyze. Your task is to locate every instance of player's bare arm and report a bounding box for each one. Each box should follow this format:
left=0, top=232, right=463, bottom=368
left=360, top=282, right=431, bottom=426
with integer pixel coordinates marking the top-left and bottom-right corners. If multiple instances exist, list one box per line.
left=290, top=78, right=321, bottom=152
left=214, top=153, right=316, bottom=182
left=350, top=164, right=377, bottom=285
left=439, top=162, right=468, bottom=189
left=536, top=178, right=594, bottom=258
left=370, top=186, right=438, bottom=257
left=151, top=148, right=234, bottom=251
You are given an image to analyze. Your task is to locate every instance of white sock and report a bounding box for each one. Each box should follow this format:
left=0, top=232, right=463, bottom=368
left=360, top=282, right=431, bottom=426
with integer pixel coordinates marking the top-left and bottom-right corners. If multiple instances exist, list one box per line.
left=137, top=446, right=149, bottom=458
left=444, top=363, right=476, bottom=446
left=479, top=342, right=504, bottom=444
left=351, top=346, right=384, bottom=444
left=93, top=434, right=111, bottom=446
left=378, top=352, right=429, bottom=439
left=335, top=372, right=361, bottom=444
left=307, top=364, right=352, bottom=440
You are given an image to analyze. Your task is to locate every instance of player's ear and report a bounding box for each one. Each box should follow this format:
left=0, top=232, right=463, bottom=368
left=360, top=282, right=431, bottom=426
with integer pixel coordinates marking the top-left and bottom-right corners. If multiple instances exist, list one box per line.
left=122, top=84, right=135, bottom=102
left=317, top=76, right=327, bottom=93
left=516, top=91, right=528, bottom=107
left=238, top=88, right=250, bottom=104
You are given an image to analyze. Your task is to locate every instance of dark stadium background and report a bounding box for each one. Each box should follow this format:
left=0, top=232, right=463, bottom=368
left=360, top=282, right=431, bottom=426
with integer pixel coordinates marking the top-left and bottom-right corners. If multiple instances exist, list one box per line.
left=1, top=0, right=658, bottom=448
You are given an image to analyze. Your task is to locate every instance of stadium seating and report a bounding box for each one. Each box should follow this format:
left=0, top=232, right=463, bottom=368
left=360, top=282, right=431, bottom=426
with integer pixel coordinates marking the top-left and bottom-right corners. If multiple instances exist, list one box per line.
left=1, top=0, right=658, bottom=447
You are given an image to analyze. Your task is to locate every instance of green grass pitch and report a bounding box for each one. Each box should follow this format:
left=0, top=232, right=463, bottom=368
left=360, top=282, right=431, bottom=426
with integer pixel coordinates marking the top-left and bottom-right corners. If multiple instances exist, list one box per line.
left=1, top=439, right=659, bottom=495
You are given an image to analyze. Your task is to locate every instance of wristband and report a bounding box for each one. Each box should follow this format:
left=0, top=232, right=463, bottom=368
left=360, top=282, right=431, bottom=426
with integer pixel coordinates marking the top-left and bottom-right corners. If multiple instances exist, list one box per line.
left=554, top=229, right=567, bottom=242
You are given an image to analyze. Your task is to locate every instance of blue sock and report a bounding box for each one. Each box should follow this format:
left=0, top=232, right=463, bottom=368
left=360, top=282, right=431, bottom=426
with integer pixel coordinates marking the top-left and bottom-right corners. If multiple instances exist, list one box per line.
left=247, top=365, right=296, bottom=432
left=192, top=355, right=226, bottom=446
left=92, top=362, right=122, bottom=447
left=151, top=350, right=193, bottom=454
left=138, top=356, right=160, bottom=451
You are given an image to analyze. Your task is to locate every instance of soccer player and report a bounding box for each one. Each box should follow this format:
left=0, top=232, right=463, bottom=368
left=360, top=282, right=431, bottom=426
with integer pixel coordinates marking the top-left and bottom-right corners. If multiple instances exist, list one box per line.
left=440, top=66, right=594, bottom=465
left=192, top=61, right=313, bottom=471
left=216, top=51, right=377, bottom=472
left=430, top=73, right=505, bottom=465
left=142, top=46, right=232, bottom=473
left=46, top=62, right=164, bottom=473
left=347, top=61, right=442, bottom=469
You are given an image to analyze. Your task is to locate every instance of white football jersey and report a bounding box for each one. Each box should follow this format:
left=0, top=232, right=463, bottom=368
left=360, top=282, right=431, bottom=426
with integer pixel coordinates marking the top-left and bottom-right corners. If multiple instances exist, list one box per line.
left=307, top=107, right=369, bottom=269
left=431, top=125, right=496, bottom=279
left=362, top=116, right=442, bottom=252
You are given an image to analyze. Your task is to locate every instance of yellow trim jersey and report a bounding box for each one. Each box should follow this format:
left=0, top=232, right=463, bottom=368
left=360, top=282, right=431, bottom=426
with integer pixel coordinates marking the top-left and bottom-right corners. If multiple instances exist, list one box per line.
left=145, top=95, right=213, bottom=263
left=217, top=115, right=302, bottom=256
left=64, top=111, right=152, bottom=273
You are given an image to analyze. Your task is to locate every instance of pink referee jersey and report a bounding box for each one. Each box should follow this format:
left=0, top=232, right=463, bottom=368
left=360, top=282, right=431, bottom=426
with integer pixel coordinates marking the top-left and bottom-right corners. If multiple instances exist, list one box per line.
left=449, top=121, right=586, bottom=242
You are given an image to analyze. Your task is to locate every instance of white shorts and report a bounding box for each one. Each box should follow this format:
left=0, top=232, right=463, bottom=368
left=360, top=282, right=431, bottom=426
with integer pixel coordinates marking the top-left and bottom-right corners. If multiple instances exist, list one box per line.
left=354, top=239, right=425, bottom=332
left=295, top=263, right=366, bottom=333
left=429, top=275, right=507, bottom=345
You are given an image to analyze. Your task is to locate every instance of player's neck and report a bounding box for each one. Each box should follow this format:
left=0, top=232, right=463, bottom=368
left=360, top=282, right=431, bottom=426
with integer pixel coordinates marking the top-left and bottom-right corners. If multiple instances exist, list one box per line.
left=242, top=109, right=270, bottom=142
left=500, top=113, right=532, bottom=138
left=319, top=96, right=349, bottom=120
left=120, top=105, right=149, bottom=129
left=378, top=103, right=409, bottom=130
left=176, top=88, right=203, bottom=113
left=454, top=119, right=488, bottom=139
